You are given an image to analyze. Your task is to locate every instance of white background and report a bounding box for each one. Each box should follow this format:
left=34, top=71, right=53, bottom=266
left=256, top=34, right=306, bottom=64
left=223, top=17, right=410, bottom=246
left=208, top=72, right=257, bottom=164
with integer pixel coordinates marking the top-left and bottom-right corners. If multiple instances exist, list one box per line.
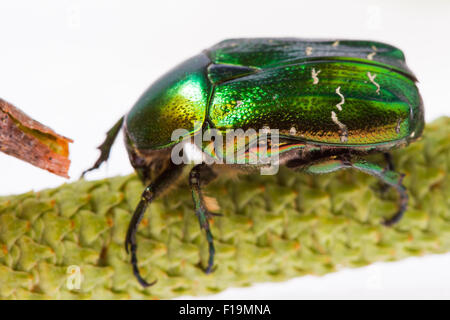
left=0, top=0, right=449, bottom=299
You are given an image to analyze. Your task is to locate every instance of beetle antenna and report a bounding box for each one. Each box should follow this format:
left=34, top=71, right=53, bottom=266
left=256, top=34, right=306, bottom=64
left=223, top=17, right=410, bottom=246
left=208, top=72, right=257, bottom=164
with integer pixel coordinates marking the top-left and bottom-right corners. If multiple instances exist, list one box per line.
left=81, top=116, right=124, bottom=178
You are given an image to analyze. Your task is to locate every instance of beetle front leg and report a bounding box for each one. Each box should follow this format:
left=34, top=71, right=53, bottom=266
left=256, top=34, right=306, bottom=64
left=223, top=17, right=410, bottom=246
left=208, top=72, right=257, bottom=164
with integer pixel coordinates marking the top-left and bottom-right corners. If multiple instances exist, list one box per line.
left=125, top=162, right=185, bottom=287
left=189, top=163, right=219, bottom=274
left=304, top=156, right=408, bottom=226
left=81, top=116, right=124, bottom=178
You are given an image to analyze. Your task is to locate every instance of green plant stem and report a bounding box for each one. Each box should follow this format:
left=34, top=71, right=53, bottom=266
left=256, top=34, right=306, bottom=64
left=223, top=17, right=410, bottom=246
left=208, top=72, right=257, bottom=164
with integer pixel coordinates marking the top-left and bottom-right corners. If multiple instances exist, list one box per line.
left=0, top=117, right=449, bottom=299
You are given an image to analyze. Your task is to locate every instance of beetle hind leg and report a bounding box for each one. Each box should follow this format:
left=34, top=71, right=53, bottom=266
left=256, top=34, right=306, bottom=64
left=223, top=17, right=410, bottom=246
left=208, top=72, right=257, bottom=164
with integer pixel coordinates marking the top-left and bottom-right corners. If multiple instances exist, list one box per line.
left=383, top=152, right=395, bottom=171
left=125, top=162, right=185, bottom=287
left=303, top=156, right=408, bottom=226
left=189, top=163, right=220, bottom=274
left=378, top=152, right=396, bottom=194
left=351, top=158, right=407, bottom=226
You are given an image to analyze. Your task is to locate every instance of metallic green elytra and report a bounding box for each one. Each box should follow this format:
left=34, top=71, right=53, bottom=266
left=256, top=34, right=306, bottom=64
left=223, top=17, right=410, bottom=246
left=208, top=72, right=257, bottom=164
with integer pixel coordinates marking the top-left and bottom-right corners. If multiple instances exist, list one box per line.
left=83, top=38, right=424, bottom=287
left=125, top=38, right=424, bottom=152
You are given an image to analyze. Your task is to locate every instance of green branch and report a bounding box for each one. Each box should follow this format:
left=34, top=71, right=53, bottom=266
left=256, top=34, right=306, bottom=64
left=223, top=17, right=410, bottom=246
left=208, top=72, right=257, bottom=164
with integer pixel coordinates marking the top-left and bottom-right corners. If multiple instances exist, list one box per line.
left=0, top=117, right=449, bottom=299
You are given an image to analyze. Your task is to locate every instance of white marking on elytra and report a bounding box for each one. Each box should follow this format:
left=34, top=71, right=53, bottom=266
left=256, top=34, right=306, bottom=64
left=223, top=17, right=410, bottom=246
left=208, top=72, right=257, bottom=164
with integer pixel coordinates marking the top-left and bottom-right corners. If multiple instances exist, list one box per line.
left=367, top=72, right=381, bottom=94
left=335, top=86, right=345, bottom=111
left=311, top=68, right=321, bottom=84
left=236, top=100, right=243, bottom=108
left=396, top=118, right=402, bottom=134
left=331, top=111, right=348, bottom=143
left=332, top=40, right=339, bottom=47
left=331, top=86, right=347, bottom=142
left=367, top=45, right=377, bottom=60
left=410, top=131, right=415, bottom=138
left=305, top=46, right=313, bottom=56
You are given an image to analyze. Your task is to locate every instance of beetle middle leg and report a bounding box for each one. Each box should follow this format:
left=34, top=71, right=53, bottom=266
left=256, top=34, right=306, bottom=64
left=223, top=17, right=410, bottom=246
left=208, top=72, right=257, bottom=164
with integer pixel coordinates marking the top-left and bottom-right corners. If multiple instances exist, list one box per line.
left=189, top=163, right=220, bottom=274
left=125, top=161, right=185, bottom=287
left=300, top=156, right=408, bottom=226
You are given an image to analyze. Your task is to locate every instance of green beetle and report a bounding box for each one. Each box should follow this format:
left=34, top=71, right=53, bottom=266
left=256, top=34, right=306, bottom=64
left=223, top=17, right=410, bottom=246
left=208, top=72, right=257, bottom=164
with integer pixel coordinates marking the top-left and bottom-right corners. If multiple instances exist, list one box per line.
left=83, top=38, right=424, bottom=287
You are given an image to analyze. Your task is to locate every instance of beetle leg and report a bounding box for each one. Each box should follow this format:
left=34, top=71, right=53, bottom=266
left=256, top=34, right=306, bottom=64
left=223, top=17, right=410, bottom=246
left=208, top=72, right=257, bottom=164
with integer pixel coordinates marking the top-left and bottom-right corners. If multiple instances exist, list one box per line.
left=379, top=152, right=395, bottom=193
left=125, top=162, right=185, bottom=287
left=304, top=156, right=407, bottom=226
left=81, top=116, right=124, bottom=178
left=351, top=158, right=408, bottom=226
left=189, top=163, right=219, bottom=274
left=383, top=152, right=395, bottom=171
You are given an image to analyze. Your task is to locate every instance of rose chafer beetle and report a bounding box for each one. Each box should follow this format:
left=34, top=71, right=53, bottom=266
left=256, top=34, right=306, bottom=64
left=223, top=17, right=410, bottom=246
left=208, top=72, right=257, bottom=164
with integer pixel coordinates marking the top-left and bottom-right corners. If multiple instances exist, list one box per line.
left=83, top=38, right=424, bottom=287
